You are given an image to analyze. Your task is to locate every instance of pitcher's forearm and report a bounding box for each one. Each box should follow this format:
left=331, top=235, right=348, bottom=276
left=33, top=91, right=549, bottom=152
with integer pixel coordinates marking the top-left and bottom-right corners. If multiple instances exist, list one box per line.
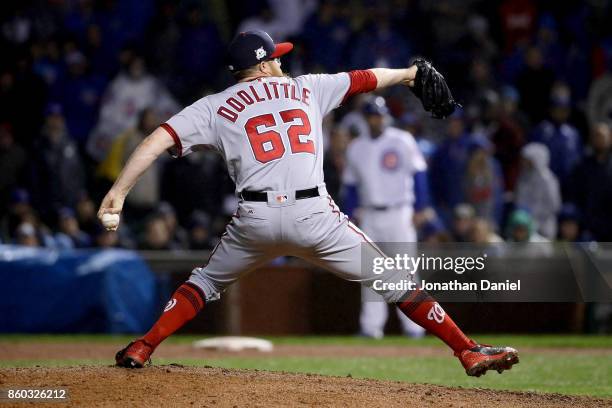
left=370, top=66, right=418, bottom=89
left=110, top=126, right=175, bottom=196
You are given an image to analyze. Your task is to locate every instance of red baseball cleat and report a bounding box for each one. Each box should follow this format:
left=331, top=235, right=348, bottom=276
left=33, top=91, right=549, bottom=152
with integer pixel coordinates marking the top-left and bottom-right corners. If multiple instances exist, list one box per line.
left=456, top=344, right=519, bottom=377
left=115, top=339, right=154, bottom=368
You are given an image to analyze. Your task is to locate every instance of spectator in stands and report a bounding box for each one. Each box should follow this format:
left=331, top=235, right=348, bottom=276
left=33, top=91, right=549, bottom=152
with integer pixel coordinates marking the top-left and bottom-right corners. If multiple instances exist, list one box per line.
left=469, top=89, right=499, bottom=138
left=0, top=52, right=47, bottom=149
left=419, top=217, right=452, bottom=243
left=423, top=1, right=468, bottom=66
left=63, top=0, right=150, bottom=53
left=430, top=109, right=473, bottom=223
left=139, top=214, right=174, bottom=250
left=466, top=14, right=498, bottom=62
left=75, top=193, right=99, bottom=237
left=463, top=60, right=498, bottom=112
left=0, top=123, right=26, bottom=215
left=82, top=23, right=117, bottom=77
left=468, top=218, right=503, bottom=244
left=462, top=136, right=504, bottom=228
left=339, top=95, right=369, bottom=139
left=505, top=209, right=548, bottom=243
left=587, top=59, right=612, bottom=125
left=87, top=55, right=178, bottom=161
left=450, top=204, right=476, bottom=242
left=534, top=13, right=566, bottom=77
left=93, top=225, right=120, bottom=248
left=31, top=38, right=62, bottom=87
left=516, top=46, right=555, bottom=124
left=0, top=69, right=19, bottom=138
left=188, top=211, right=214, bottom=250
left=398, top=112, right=436, bottom=163
left=490, top=86, right=526, bottom=192
left=50, top=50, right=107, bottom=146
left=530, top=83, right=582, bottom=193
left=267, top=0, right=317, bottom=38
left=557, top=203, right=585, bottom=243
left=9, top=200, right=55, bottom=248
left=54, top=207, right=92, bottom=249
left=144, top=1, right=181, bottom=81
left=1, top=189, right=32, bottom=242
left=98, top=108, right=163, bottom=220
left=515, top=143, right=561, bottom=239
left=506, top=208, right=556, bottom=255
left=15, top=223, right=40, bottom=247
left=237, top=4, right=286, bottom=42
left=157, top=202, right=188, bottom=249
left=499, top=85, right=529, bottom=131
left=323, top=126, right=350, bottom=203
left=301, top=1, right=351, bottom=72
left=91, top=219, right=134, bottom=249
left=62, top=0, right=95, bottom=40
left=30, top=103, right=86, bottom=223
left=161, top=149, right=232, bottom=225
left=349, top=6, right=411, bottom=69
left=569, top=122, right=612, bottom=241
left=176, top=4, right=224, bottom=99
left=499, top=0, right=538, bottom=53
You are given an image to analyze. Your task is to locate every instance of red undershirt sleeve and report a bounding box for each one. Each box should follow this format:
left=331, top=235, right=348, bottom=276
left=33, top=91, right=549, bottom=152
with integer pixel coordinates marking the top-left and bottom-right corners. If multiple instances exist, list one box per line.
left=342, top=70, right=378, bottom=103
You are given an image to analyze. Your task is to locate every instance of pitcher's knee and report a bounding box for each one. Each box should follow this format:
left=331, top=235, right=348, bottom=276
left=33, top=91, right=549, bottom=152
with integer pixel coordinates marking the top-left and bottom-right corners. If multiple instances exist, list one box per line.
left=379, top=287, right=411, bottom=304
left=187, top=267, right=226, bottom=303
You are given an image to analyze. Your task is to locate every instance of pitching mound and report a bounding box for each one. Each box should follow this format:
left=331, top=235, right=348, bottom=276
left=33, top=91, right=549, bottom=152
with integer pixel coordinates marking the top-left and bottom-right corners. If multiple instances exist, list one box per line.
left=2, top=365, right=609, bottom=407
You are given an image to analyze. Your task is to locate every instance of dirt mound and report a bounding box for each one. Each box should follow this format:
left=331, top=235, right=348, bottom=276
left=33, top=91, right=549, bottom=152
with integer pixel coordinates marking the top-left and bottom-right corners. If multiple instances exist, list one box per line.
left=1, top=366, right=609, bottom=408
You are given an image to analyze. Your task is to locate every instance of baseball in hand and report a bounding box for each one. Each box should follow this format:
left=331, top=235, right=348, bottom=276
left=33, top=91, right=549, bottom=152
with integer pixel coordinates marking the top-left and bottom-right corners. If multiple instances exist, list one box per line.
left=101, top=213, right=120, bottom=230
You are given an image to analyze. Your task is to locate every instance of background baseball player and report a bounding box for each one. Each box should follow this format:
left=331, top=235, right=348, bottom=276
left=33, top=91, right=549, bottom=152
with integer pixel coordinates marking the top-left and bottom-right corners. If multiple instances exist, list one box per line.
left=98, top=30, right=518, bottom=377
left=342, top=96, right=430, bottom=339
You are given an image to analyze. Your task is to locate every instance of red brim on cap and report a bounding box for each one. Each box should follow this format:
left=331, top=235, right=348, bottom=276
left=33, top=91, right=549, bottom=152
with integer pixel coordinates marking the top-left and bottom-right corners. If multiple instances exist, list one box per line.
left=271, top=42, right=293, bottom=58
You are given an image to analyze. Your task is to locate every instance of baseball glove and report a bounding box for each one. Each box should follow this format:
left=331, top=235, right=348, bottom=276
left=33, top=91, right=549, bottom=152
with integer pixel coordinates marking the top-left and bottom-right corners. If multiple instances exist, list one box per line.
left=410, top=58, right=461, bottom=119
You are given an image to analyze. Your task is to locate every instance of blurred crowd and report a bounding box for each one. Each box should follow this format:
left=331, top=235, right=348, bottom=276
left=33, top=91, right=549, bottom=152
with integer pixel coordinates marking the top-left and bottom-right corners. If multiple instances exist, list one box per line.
left=1, top=0, right=612, bottom=250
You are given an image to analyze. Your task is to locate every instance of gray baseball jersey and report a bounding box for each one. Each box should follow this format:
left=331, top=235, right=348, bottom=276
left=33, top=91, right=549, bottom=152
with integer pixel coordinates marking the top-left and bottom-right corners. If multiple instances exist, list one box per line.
left=163, top=74, right=350, bottom=192
left=161, top=71, right=410, bottom=304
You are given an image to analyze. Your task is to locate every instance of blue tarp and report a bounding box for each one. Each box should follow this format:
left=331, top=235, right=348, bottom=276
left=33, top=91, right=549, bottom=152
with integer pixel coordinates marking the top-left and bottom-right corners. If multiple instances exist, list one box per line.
left=0, top=246, right=158, bottom=333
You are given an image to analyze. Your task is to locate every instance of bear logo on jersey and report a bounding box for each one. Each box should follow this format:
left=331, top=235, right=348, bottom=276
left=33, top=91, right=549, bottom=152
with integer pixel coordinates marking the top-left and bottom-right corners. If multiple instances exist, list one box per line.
left=255, top=47, right=267, bottom=60
left=381, top=149, right=401, bottom=171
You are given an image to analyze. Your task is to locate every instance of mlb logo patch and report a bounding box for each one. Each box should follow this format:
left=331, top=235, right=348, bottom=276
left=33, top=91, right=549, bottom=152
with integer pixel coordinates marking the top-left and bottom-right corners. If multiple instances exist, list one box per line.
left=255, top=46, right=267, bottom=60
left=381, top=149, right=400, bottom=170
left=276, top=195, right=288, bottom=203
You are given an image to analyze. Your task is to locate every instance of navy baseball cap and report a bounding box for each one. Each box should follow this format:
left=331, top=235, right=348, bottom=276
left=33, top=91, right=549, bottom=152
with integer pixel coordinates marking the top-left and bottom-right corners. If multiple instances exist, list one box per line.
left=226, top=30, right=293, bottom=72
left=363, top=96, right=389, bottom=116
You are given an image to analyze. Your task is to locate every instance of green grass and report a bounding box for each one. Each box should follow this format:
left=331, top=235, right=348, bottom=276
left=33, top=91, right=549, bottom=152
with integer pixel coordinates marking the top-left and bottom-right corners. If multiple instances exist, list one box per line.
left=1, top=333, right=611, bottom=348
left=1, top=334, right=611, bottom=397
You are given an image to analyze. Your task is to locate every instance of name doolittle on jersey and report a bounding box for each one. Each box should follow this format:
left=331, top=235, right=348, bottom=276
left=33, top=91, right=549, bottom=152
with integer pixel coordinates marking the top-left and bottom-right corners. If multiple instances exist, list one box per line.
left=372, top=279, right=521, bottom=292
left=217, top=80, right=312, bottom=123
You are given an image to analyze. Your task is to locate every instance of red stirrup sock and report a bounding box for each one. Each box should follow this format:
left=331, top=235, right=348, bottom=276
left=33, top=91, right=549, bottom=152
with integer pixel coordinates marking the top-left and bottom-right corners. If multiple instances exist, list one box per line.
left=397, top=289, right=475, bottom=354
left=142, top=282, right=205, bottom=349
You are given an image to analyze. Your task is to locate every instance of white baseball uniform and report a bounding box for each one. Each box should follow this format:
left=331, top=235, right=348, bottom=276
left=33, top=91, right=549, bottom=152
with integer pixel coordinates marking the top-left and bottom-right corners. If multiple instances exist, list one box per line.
left=343, top=126, right=427, bottom=338
left=161, top=72, right=410, bottom=306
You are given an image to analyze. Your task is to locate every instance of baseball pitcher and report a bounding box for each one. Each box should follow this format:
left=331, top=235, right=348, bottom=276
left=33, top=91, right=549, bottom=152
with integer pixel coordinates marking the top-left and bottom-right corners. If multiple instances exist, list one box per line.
left=99, top=30, right=518, bottom=376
